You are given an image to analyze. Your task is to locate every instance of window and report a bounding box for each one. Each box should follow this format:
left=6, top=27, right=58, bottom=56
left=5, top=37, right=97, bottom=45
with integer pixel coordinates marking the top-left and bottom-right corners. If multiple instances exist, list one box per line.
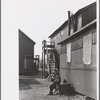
left=54, top=36, right=56, bottom=40
left=92, top=28, right=96, bottom=44
left=66, top=43, right=71, bottom=62
left=83, top=33, right=92, bottom=65
left=77, top=14, right=82, bottom=31
left=63, top=26, right=69, bottom=37
left=61, top=30, right=63, bottom=35
left=70, top=27, right=73, bottom=35
left=57, top=33, right=60, bottom=38
left=61, top=44, right=66, bottom=54
left=51, top=37, right=54, bottom=42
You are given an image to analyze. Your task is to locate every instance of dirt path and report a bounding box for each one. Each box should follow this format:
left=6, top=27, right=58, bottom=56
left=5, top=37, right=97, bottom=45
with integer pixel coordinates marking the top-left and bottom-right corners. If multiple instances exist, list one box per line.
left=19, top=71, right=87, bottom=100
left=19, top=77, right=69, bottom=100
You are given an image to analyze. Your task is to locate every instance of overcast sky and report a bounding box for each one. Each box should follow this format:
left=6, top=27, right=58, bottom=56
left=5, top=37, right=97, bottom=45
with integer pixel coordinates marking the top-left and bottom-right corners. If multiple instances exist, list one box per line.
left=1, top=0, right=97, bottom=100
left=2, top=0, right=96, bottom=57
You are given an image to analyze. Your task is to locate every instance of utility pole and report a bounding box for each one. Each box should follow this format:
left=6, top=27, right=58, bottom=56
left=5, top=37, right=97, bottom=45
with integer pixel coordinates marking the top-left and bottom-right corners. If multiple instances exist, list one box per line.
left=42, top=41, right=44, bottom=78
left=43, top=40, right=46, bottom=78
left=42, top=40, right=46, bottom=78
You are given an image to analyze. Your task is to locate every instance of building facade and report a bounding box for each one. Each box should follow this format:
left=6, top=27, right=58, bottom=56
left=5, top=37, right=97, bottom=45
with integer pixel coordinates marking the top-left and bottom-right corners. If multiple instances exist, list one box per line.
left=49, top=2, right=97, bottom=99
left=19, top=29, right=36, bottom=75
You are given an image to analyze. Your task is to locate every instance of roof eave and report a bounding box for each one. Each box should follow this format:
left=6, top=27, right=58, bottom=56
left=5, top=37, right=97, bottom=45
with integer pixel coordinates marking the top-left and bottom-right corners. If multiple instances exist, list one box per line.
left=58, top=19, right=96, bottom=45
left=48, top=2, right=96, bottom=39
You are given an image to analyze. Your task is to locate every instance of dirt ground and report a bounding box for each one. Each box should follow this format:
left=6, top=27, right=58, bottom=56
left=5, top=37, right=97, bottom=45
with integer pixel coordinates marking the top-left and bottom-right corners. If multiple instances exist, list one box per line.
left=19, top=74, right=88, bottom=100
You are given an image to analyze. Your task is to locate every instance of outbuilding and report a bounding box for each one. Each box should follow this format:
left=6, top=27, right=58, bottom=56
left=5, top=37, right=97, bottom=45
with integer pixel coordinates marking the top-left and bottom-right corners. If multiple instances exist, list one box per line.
left=19, top=29, right=36, bottom=75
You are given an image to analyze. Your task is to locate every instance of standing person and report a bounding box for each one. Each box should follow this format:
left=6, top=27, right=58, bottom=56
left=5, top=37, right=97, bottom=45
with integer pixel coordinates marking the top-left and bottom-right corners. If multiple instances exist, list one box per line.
left=47, top=69, right=61, bottom=95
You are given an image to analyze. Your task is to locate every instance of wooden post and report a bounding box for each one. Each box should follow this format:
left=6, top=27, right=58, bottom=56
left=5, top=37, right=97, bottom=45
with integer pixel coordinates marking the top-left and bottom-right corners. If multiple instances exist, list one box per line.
left=42, top=52, right=43, bottom=78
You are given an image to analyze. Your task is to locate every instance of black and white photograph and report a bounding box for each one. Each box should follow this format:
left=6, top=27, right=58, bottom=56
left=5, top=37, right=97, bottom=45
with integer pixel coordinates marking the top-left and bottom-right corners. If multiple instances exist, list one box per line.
left=1, top=0, right=99, bottom=100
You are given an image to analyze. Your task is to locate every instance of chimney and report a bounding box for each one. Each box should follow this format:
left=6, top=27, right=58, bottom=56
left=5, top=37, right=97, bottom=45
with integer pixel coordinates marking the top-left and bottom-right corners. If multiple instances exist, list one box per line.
left=68, top=11, right=71, bottom=36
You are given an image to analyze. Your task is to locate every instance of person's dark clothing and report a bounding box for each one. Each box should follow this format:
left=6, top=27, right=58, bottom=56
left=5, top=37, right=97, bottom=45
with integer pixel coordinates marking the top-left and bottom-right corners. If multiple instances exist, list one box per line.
left=48, top=73, right=61, bottom=95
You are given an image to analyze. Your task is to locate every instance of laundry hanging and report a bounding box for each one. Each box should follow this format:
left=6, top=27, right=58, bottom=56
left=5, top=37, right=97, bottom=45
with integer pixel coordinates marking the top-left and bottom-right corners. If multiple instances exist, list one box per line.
left=83, top=32, right=92, bottom=65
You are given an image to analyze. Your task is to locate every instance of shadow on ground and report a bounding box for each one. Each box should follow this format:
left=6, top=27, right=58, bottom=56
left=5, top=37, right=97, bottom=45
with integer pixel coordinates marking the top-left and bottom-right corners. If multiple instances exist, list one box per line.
left=19, top=69, right=49, bottom=90
left=19, top=79, right=41, bottom=90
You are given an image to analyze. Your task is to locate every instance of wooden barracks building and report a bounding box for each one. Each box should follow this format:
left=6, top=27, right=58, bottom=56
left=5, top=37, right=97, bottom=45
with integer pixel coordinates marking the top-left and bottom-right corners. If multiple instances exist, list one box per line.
left=48, top=2, right=97, bottom=99
left=19, top=29, right=39, bottom=75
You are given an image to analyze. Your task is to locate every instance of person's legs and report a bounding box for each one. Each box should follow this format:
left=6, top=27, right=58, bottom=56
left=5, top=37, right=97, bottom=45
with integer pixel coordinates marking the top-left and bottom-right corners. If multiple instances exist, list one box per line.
left=55, top=83, right=60, bottom=94
left=48, top=82, right=56, bottom=95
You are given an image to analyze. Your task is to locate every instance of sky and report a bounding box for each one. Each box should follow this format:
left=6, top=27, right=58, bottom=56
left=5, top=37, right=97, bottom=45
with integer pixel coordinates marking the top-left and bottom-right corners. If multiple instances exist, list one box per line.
left=2, top=0, right=96, bottom=57
left=1, top=0, right=97, bottom=100
left=17, top=0, right=97, bottom=57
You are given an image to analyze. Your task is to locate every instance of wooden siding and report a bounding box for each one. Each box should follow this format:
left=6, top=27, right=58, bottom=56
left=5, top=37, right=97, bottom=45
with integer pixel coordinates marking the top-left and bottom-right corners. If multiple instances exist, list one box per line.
left=70, top=70, right=96, bottom=99
left=59, top=25, right=97, bottom=99
left=71, top=48, right=84, bottom=68
left=60, top=69, right=71, bottom=83
left=71, top=35, right=83, bottom=51
left=19, top=30, right=35, bottom=75
left=60, top=54, right=67, bottom=69
left=60, top=27, right=96, bottom=68
left=61, top=25, right=68, bottom=41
